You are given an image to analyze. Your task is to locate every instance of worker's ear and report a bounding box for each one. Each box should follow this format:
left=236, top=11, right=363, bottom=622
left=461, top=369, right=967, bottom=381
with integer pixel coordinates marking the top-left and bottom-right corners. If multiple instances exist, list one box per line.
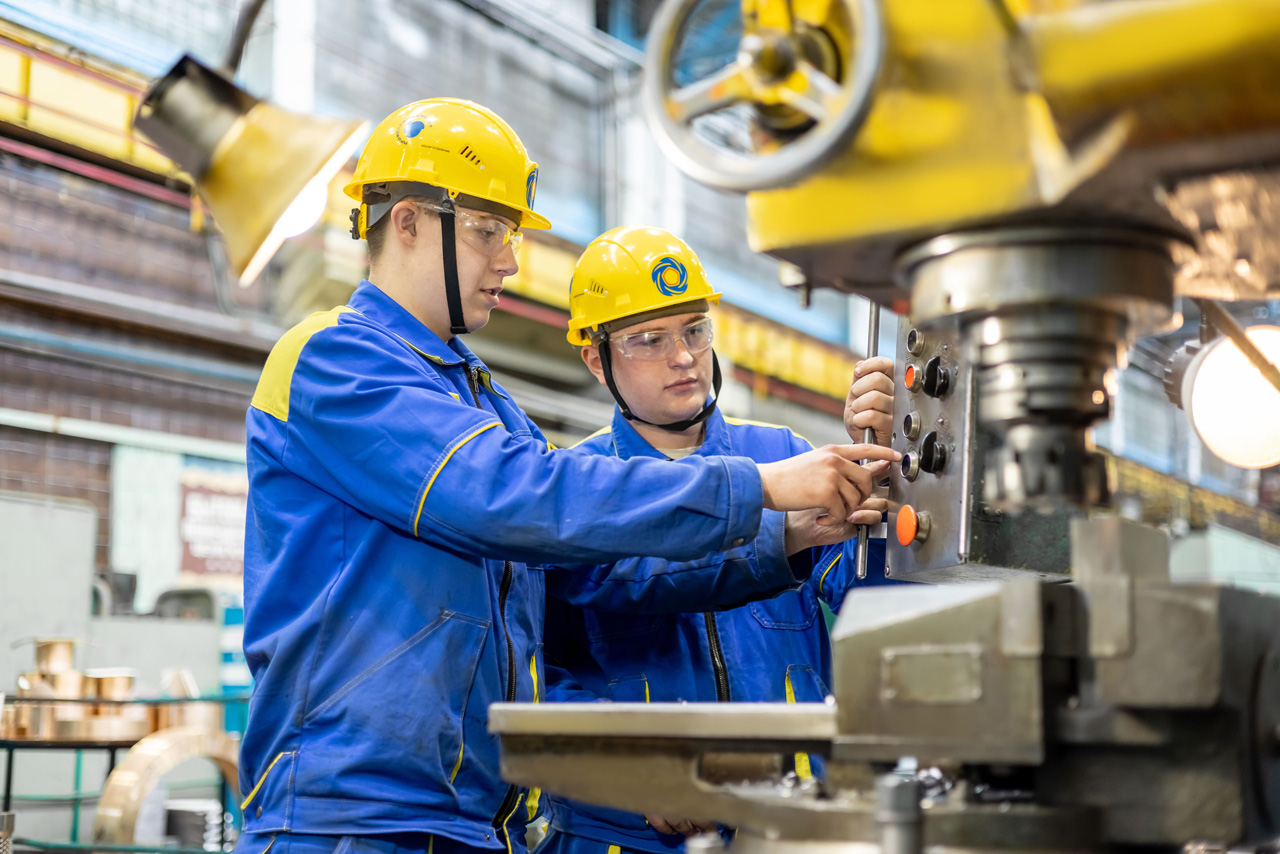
left=389, top=199, right=424, bottom=247
left=581, top=344, right=607, bottom=386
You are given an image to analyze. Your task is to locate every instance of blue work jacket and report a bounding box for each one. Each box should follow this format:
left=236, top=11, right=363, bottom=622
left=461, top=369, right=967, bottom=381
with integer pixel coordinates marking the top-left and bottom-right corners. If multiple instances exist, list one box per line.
left=542, top=407, right=899, bottom=854
left=239, top=282, right=810, bottom=853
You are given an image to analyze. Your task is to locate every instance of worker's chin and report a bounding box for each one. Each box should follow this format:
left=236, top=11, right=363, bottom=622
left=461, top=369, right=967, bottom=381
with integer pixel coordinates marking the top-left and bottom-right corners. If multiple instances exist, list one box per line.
left=465, top=307, right=494, bottom=333
left=658, top=404, right=705, bottom=426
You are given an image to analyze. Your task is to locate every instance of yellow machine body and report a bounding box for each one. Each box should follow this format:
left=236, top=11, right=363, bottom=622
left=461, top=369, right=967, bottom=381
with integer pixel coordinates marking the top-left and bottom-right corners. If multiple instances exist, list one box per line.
left=745, top=0, right=1280, bottom=287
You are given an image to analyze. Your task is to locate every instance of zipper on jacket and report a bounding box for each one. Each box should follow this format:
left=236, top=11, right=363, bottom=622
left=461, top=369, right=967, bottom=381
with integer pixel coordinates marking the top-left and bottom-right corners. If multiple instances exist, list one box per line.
left=704, top=612, right=731, bottom=702
left=498, top=561, right=517, bottom=703
left=467, top=366, right=482, bottom=406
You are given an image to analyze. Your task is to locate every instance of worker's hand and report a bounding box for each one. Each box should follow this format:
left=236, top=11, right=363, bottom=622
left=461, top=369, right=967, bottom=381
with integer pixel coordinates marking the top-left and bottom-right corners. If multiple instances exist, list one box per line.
left=845, top=357, right=895, bottom=445
left=785, top=508, right=855, bottom=554
left=646, top=815, right=718, bottom=836
left=784, top=490, right=891, bottom=554
left=758, top=444, right=899, bottom=523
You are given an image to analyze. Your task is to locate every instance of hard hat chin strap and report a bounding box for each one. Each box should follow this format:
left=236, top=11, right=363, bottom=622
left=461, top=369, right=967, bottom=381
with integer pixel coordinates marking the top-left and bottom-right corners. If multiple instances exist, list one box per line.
left=439, top=208, right=468, bottom=336
left=597, top=337, right=723, bottom=433
left=354, top=182, right=470, bottom=336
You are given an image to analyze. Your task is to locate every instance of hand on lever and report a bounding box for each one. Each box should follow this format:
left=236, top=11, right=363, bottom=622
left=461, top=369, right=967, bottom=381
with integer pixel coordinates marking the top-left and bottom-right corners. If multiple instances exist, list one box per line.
left=758, top=444, right=900, bottom=524
left=845, top=357, right=895, bottom=446
left=784, top=486, right=891, bottom=554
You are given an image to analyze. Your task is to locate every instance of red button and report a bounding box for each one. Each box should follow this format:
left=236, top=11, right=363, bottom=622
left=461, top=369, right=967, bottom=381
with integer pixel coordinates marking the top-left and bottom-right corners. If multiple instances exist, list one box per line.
left=904, top=364, right=917, bottom=389
left=897, top=505, right=919, bottom=546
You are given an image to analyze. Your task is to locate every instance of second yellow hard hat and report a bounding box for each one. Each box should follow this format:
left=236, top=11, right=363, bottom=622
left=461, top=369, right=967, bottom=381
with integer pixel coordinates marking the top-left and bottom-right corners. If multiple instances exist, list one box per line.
left=567, top=225, right=721, bottom=345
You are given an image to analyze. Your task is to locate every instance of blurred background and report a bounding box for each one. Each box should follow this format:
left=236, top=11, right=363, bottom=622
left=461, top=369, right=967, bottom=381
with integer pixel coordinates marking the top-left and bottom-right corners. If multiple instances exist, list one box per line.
left=0, top=0, right=1278, bottom=850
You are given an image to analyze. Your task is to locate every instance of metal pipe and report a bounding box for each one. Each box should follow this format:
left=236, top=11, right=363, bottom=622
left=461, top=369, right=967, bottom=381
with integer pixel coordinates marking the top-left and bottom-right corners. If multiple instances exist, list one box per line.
left=0, top=266, right=283, bottom=351
left=1194, top=298, right=1280, bottom=397
left=222, top=0, right=271, bottom=75
left=0, top=321, right=262, bottom=386
left=855, top=301, right=881, bottom=580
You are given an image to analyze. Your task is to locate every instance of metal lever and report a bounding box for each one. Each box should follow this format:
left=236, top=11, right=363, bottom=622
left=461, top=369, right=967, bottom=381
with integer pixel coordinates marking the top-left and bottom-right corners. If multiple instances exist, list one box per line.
left=855, top=302, right=880, bottom=580
left=876, top=774, right=923, bottom=854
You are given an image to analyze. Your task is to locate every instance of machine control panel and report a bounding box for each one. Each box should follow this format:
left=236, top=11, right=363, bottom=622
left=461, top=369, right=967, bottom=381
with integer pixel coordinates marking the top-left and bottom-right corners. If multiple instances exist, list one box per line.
left=886, top=322, right=1071, bottom=582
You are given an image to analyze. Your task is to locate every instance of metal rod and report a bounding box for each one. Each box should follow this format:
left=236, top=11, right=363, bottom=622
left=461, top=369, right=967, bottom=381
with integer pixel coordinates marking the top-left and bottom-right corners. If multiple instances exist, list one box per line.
left=3, top=748, right=13, bottom=812
left=855, top=302, right=881, bottom=580
left=875, top=774, right=923, bottom=854
left=222, top=0, right=271, bottom=75
left=1194, top=298, right=1280, bottom=397
left=69, top=751, right=82, bottom=843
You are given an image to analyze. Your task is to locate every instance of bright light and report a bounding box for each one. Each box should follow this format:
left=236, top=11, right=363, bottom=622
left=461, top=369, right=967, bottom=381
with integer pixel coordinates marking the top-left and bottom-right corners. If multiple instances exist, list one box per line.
left=238, top=174, right=327, bottom=287
left=237, top=122, right=367, bottom=287
left=1183, top=325, right=1280, bottom=469
left=271, top=173, right=329, bottom=240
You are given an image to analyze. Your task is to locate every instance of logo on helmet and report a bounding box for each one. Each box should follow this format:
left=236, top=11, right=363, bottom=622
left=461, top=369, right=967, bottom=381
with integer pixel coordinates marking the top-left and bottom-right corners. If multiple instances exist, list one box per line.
left=526, top=167, right=538, bottom=208
left=395, top=117, right=428, bottom=145
left=652, top=256, right=689, bottom=297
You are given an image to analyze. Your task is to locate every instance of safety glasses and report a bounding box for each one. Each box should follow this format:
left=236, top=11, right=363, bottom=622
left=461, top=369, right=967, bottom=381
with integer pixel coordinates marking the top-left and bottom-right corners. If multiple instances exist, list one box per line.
left=612, top=318, right=714, bottom=361
left=413, top=200, right=523, bottom=257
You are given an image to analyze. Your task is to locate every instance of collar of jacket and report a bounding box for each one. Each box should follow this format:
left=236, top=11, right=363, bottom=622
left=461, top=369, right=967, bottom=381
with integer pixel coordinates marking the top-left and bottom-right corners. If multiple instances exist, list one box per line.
left=348, top=279, right=487, bottom=370
left=609, top=404, right=732, bottom=460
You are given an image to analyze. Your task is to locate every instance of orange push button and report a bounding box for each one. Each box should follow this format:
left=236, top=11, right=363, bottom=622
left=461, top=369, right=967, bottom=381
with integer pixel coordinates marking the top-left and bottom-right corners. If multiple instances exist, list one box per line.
left=896, top=505, right=931, bottom=546
left=904, top=364, right=921, bottom=392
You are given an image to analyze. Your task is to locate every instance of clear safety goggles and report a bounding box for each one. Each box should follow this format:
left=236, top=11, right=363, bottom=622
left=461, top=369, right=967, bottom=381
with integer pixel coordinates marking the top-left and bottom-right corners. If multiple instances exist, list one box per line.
left=612, top=318, right=714, bottom=361
left=413, top=200, right=523, bottom=257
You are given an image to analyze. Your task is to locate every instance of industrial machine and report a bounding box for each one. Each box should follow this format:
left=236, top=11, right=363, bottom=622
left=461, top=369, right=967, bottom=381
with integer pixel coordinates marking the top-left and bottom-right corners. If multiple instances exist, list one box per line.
left=491, top=0, right=1280, bottom=852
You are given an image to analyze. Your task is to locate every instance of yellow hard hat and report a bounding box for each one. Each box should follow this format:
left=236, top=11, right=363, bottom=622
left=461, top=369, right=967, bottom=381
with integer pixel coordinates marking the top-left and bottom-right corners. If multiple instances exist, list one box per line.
left=344, top=98, right=551, bottom=236
left=567, top=225, right=721, bottom=345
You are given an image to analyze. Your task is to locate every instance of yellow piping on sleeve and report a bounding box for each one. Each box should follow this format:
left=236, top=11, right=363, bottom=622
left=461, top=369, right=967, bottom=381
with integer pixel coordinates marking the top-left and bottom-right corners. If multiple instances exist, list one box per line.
left=413, top=422, right=501, bottom=537
left=240, top=751, right=287, bottom=810
left=817, top=552, right=841, bottom=599
left=784, top=672, right=813, bottom=780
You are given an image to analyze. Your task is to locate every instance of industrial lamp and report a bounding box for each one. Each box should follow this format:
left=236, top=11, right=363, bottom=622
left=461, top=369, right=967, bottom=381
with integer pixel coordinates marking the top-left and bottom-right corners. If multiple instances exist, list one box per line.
left=1165, top=301, right=1280, bottom=470
left=135, top=46, right=366, bottom=286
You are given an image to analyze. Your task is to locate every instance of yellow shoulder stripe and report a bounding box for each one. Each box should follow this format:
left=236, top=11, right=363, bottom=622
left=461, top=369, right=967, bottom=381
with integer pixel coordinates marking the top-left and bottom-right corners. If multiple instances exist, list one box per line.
left=413, top=422, right=501, bottom=536
left=723, top=416, right=813, bottom=449
left=251, top=307, right=355, bottom=421
left=571, top=425, right=611, bottom=447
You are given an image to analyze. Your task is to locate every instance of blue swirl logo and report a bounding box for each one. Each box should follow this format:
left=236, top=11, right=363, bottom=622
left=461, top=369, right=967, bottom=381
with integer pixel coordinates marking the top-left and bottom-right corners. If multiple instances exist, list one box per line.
left=395, top=117, right=427, bottom=144
left=652, top=256, right=689, bottom=296
left=526, top=167, right=538, bottom=207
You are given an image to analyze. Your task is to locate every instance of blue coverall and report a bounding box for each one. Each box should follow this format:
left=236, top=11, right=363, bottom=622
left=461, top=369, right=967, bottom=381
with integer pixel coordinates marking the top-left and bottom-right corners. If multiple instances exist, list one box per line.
left=540, top=407, right=901, bottom=854
left=236, top=282, right=815, bottom=854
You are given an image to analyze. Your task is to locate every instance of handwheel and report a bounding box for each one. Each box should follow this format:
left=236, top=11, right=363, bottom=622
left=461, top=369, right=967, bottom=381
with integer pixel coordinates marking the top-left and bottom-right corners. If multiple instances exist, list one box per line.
left=642, top=0, right=885, bottom=192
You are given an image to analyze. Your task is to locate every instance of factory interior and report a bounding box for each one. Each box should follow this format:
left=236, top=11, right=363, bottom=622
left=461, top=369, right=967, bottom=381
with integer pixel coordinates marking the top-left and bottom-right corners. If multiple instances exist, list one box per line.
left=1, top=1, right=1280, bottom=854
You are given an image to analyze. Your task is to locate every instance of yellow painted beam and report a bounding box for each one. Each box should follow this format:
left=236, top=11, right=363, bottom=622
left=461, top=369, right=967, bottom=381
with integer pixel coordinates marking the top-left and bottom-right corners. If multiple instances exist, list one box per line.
left=0, top=24, right=181, bottom=180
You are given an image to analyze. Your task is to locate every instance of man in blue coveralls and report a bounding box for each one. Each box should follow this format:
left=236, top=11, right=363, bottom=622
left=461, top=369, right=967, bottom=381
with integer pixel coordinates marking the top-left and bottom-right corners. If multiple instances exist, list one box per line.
left=236, top=100, right=901, bottom=854
left=540, top=225, right=902, bottom=854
